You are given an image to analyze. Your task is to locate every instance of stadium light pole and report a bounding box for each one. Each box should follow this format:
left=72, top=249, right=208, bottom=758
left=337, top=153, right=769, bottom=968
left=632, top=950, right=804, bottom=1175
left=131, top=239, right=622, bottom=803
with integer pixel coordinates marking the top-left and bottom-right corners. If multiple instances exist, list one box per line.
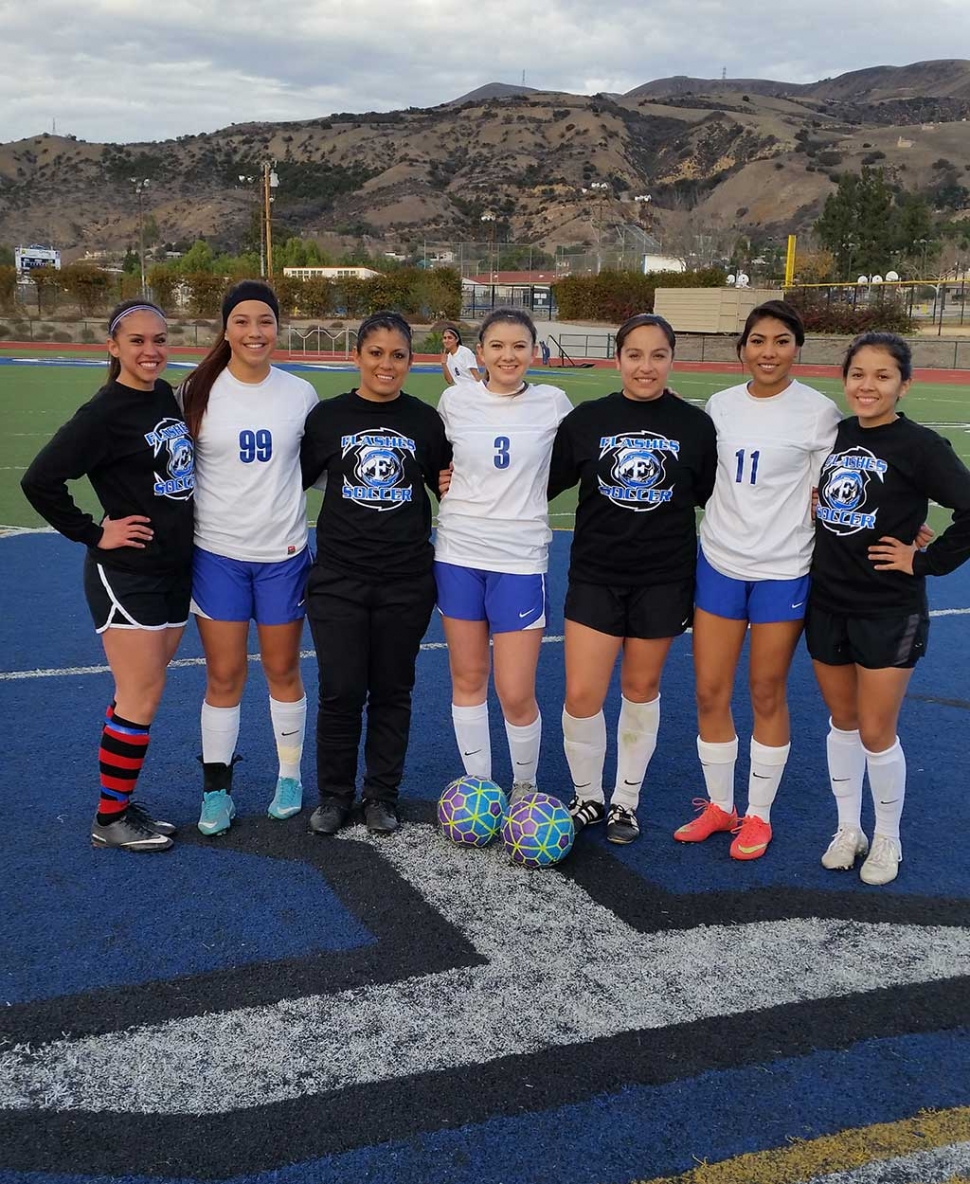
left=130, top=177, right=150, bottom=296
left=239, top=175, right=264, bottom=276
left=481, top=211, right=496, bottom=282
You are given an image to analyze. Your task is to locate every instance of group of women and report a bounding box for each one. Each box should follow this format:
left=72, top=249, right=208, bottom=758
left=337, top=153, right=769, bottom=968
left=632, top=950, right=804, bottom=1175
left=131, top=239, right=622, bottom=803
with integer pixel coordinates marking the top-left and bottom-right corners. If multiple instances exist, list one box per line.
left=22, top=288, right=970, bottom=885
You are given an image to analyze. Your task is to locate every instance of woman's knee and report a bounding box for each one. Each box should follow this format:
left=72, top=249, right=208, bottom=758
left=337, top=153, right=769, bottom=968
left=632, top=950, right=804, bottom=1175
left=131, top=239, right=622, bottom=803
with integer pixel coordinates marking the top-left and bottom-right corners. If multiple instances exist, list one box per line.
left=749, top=675, right=787, bottom=720
left=450, top=660, right=490, bottom=700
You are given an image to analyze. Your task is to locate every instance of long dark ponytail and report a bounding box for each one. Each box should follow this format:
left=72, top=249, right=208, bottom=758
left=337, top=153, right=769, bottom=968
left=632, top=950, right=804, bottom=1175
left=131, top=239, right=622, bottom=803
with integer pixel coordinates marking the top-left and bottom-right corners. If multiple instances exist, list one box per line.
left=181, top=336, right=232, bottom=439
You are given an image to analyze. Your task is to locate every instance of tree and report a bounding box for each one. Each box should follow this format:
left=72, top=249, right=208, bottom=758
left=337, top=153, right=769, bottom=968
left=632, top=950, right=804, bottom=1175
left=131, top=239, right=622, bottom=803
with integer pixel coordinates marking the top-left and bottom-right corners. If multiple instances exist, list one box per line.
left=0, top=264, right=17, bottom=312
left=0, top=245, right=14, bottom=267
left=29, top=265, right=60, bottom=314
left=147, top=265, right=178, bottom=314
left=122, top=246, right=140, bottom=275
left=178, top=239, right=215, bottom=274
left=815, top=166, right=897, bottom=279
left=60, top=263, right=113, bottom=316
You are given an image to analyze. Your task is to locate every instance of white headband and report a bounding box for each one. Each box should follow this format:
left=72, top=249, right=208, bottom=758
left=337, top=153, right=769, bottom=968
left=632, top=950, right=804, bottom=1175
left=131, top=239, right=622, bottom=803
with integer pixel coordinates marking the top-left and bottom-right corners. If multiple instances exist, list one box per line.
left=109, top=305, right=166, bottom=335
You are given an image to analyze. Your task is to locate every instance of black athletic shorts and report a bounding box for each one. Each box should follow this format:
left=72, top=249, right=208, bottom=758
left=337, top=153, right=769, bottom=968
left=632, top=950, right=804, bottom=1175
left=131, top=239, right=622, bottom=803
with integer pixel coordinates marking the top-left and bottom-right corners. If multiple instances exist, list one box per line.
left=83, top=553, right=192, bottom=634
left=564, top=578, right=694, bottom=640
left=804, top=603, right=929, bottom=670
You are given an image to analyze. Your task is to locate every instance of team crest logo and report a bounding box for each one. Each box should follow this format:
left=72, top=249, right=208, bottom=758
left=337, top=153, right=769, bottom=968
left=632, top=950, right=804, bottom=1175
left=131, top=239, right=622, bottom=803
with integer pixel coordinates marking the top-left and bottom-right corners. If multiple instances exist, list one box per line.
left=817, top=446, right=887, bottom=535
left=145, top=418, right=194, bottom=500
left=341, top=429, right=416, bottom=510
left=597, top=430, right=679, bottom=511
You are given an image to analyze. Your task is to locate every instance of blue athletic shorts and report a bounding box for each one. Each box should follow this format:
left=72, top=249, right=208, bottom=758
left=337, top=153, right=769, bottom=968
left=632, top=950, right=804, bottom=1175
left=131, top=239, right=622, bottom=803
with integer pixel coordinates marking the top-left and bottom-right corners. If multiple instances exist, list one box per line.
left=434, top=561, right=548, bottom=633
left=191, top=547, right=311, bottom=625
left=694, top=547, right=809, bottom=624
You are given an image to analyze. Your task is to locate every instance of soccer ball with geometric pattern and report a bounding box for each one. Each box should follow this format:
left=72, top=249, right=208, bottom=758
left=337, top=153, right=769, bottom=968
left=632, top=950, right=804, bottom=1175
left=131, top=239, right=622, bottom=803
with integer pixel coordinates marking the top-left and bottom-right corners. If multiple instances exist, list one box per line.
left=437, top=776, right=508, bottom=847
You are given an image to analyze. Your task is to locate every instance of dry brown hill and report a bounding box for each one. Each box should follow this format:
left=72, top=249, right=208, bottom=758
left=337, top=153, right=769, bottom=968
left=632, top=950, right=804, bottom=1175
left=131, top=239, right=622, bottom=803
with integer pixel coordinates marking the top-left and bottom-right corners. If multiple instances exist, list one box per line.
left=1, top=61, right=967, bottom=261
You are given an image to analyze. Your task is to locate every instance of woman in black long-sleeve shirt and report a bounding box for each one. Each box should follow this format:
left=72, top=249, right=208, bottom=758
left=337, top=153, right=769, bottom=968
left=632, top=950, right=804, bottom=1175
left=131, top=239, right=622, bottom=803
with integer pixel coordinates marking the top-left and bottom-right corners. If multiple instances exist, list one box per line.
left=807, top=332, right=970, bottom=885
left=21, top=300, right=194, bottom=853
left=299, top=311, right=451, bottom=836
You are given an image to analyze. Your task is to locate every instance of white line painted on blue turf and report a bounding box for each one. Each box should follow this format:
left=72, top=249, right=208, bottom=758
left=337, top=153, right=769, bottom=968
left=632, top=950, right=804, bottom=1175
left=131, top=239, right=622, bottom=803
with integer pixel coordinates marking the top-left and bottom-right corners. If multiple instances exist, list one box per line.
left=3, top=823, right=969, bottom=1113
left=0, top=635, right=568, bottom=681
left=3, top=613, right=969, bottom=681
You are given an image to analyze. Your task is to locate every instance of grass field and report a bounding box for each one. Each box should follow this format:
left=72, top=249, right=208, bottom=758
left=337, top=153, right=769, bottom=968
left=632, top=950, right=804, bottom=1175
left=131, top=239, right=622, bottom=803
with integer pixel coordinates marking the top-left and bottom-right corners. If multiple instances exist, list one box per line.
left=2, top=355, right=968, bottom=533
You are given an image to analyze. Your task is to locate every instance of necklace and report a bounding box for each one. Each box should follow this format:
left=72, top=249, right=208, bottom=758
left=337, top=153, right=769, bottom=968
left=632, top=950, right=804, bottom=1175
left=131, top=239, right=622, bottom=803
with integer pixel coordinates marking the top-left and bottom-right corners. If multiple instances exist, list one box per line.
left=488, top=381, right=528, bottom=397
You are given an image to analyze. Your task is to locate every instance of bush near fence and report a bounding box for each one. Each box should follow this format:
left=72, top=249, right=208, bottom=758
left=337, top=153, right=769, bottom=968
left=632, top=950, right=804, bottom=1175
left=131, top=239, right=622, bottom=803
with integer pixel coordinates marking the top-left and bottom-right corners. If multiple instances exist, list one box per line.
left=555, top=268, right=726, bottom=322
left=785, top=287, right=917, bottom=335
left=6, top=265, right=463, bottom=324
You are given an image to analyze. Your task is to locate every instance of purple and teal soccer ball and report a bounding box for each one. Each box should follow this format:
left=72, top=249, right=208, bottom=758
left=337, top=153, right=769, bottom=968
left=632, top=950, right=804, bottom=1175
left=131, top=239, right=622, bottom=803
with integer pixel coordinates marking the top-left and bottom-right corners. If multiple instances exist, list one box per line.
left=501, top=792, right=575, bottom=868
left=437, top=776, right=508, bottom=847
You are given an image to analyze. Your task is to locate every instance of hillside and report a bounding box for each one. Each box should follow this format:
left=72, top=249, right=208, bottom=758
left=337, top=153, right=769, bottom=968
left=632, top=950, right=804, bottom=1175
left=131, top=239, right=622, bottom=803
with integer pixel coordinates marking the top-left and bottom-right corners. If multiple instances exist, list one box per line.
left=1, top=60, right=967, bottom=261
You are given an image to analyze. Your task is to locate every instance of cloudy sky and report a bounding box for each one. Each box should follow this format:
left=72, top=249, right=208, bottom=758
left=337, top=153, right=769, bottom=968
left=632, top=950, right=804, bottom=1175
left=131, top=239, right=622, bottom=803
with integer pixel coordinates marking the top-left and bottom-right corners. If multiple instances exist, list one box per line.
left=2, top=0, right=967, bottom=145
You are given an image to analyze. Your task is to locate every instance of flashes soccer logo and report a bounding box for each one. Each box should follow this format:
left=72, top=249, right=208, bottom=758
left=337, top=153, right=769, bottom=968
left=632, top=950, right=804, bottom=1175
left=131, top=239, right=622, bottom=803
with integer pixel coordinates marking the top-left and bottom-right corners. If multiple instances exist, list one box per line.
left=341, top=428, right=416, bottom=511
left=145, top=418, right=194, bottom=500
left=817, top=445, right=887, bottom=535
left=597, top=430, right=679, bottom=511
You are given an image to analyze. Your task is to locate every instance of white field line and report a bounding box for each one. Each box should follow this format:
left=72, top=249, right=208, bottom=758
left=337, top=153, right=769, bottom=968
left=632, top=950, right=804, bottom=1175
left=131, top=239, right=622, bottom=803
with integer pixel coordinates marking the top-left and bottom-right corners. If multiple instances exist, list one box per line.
left=0, top=635, right=568, bottom=681
left=3, top=612, right=970, bottom=683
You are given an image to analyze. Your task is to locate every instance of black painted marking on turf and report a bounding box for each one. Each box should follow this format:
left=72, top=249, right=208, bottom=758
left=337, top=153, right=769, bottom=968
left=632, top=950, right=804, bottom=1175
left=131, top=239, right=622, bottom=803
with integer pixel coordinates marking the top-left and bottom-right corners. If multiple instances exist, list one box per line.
left=2, top=802, right=969, bottom=1178
left=2, top=979, right=968, bottom=1178
left=1, top=803, right=482, bottom=1047
left=906, top=692, right=970, bottom=711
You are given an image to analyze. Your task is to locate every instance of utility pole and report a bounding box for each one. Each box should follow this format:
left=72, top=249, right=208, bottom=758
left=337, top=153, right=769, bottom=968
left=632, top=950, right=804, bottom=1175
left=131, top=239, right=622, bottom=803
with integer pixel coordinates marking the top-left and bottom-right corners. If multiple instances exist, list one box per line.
left=263, top=162, right=278, bottom=277
left=131, top=177, right=150, bottom=296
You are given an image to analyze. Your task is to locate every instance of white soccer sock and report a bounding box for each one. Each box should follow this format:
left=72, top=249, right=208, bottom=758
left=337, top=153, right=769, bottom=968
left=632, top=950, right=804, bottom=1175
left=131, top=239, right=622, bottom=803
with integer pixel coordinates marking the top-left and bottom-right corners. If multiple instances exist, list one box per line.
left=696, top=735, right=738, bottom=812
left=201, top=701, right=240, bottom=767
left=563, top=709, right=606, bottom=804
left=452, top=702, right=492, bottom=779
left=611, top=694, right=660, bottom=810
left=270, top=695, right=306, bottom=781
left=747, top=738, right=790, bottom=822
left=826, top=720, right=865, bottom=832
left=864, top=738, right=906, bottom=841
left=506, top=711, right=541, bottom=787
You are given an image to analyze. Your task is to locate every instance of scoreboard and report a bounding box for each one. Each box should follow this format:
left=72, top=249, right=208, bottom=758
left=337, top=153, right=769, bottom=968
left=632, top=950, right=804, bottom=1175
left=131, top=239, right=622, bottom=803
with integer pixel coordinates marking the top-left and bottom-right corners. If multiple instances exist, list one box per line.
left=15, top=245, right=61, bottom=276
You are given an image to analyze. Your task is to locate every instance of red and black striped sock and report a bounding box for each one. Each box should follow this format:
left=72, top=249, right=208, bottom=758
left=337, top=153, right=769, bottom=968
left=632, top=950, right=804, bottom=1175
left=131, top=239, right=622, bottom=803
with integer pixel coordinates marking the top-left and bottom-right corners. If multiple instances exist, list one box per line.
left=97, top=709, right=151, bottom=824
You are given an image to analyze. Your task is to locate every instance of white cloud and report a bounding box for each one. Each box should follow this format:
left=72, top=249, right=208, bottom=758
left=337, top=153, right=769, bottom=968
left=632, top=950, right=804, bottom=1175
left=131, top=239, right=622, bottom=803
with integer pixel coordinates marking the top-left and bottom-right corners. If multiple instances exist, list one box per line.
left=0, top=0, right=966, bottom=144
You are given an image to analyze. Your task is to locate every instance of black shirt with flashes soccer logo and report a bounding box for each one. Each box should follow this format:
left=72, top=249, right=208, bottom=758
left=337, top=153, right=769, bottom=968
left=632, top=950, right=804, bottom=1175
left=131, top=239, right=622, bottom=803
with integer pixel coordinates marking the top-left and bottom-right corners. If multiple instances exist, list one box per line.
left=21, top=379, right=195, bottom=575
left=300, top=390, right=452, bottom=579
left=811, top=414, right=970, bottom=615
left=548, top=389, right=718, bottom=587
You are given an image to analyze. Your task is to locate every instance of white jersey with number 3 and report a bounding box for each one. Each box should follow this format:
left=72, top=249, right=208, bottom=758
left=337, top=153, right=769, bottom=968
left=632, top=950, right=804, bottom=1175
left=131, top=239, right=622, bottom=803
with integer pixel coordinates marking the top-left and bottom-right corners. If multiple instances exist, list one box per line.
left=700, top=379, right=841, bottom=580
left=436, top=382, right=573, bottom=574
left=192, top=366, right=319, bottom=563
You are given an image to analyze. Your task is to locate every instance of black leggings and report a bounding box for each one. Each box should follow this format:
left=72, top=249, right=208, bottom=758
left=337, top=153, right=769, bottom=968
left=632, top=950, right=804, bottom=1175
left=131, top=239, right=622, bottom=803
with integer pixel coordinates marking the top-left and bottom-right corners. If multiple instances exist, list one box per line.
left=306, top=565, right=436, bottom=804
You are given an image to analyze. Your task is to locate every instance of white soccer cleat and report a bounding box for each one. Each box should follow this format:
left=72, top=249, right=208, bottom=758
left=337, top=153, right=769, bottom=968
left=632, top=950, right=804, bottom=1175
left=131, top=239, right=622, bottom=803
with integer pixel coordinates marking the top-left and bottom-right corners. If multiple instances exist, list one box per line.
left=821, top=827, right=869, bottom=870
left=859, top=834, right=902, bottom=886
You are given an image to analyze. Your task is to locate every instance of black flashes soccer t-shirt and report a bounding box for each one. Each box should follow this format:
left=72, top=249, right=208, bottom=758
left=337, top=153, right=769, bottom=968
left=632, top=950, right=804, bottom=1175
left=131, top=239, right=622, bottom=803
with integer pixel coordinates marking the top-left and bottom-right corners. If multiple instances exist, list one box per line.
left=548, top=389, right=718, bottom=587
left=300, top=390, right=452, bottom=579
left=21, top=378, right=195, bottom=574
left=812, top=414, right=970, bottom=615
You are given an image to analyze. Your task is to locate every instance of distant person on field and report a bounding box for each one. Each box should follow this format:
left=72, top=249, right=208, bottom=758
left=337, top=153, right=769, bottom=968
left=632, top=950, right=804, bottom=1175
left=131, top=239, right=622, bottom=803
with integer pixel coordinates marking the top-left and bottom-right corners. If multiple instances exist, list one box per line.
left=539, top=339, right=551, bottom=366
left=808, top=332, right=970, bottom=885
left=441, top=325, right=482, bottom=386
left=21, top=299, right=194, bottom=852
left=179, top=280, right=318, bottom=837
